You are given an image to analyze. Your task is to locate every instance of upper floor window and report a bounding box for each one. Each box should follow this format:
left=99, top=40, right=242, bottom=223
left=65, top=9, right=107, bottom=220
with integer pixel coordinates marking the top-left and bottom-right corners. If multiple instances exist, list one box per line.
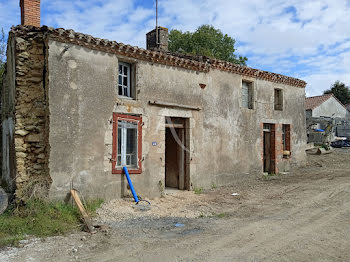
left=118, top=62, right=132, bottom=98
left=242, top=81, right=254, bottom=109
left=274, top=89, right=283, bottom=110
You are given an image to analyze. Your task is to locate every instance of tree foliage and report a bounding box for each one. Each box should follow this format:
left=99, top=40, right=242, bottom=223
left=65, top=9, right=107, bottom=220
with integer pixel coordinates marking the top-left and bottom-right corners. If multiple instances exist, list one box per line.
left=324, top=81, right=350, bottom=105
left=168, top=25, right=247, bottom=66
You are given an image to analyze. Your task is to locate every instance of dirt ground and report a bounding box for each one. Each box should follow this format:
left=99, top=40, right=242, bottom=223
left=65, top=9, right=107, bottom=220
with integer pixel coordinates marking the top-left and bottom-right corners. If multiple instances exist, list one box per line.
left=1, top=148, right=350, bottom=262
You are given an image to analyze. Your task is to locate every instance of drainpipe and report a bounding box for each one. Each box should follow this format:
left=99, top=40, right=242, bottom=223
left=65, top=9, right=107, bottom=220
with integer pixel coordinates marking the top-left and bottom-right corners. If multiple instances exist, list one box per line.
left=123, top=166, right=139, bottom=203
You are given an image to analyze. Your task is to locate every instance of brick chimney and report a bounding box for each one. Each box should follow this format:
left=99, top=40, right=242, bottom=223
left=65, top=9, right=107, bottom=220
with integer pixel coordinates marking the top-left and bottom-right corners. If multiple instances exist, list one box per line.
left=146, top=27, right=168, bottom=51
left=20, top=0, right=41, bottom=27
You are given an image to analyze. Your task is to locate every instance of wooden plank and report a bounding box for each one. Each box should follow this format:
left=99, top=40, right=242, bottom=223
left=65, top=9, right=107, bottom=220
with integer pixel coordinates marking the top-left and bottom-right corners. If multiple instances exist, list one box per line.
left=70, top=189, right=96, bottom=233
left=149, top=100, right=201, bottom=111
left=165, top=123, right=184, bottom=128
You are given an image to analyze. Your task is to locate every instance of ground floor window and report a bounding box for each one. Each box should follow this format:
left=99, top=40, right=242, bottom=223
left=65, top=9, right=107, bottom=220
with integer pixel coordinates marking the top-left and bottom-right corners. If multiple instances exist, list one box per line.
left=112, top=113, right=142, bottom=174
left=282, top=124, right=291, bottom=158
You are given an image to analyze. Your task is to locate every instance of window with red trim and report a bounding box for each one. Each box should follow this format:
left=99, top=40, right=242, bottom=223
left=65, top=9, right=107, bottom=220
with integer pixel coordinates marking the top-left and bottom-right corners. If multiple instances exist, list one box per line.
left=112, top=113, right=142, bottom=174
left=282, top=124, right=291, bottom=158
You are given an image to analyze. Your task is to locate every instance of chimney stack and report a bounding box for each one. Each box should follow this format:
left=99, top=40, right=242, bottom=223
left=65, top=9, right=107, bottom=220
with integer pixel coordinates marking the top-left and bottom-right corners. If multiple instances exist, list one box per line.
left=146, top=27, right=169, bottom=52
left=20, top=0, right=41, bottom=27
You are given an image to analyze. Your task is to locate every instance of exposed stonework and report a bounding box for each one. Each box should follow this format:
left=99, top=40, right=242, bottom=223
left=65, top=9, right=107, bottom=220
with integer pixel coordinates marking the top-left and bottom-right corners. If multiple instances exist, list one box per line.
left=10, top=30, right=50, bottom=200
left=146, top=27, right=169, bottom=51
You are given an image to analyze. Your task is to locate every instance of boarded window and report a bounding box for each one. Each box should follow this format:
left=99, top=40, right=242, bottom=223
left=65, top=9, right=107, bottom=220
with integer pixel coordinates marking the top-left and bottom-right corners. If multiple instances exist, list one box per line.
left=242, top=81, right=253, bottom=109
left=274, top=89, right=283, bottom=110
left=112, top=113, right=142, bottom=174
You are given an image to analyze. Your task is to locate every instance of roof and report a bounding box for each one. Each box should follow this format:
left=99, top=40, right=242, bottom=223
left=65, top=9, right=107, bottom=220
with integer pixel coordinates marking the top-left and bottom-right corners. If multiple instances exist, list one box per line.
left=10, top=25, right=307, bottom=88
left=305, top=93, right=347, bottom=110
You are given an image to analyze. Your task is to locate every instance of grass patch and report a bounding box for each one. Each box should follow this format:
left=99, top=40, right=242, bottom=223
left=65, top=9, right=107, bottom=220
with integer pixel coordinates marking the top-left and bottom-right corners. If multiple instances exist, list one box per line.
left=212, top=212, right=228, bottom=218
left=194, top=187, right=203, bottom=194
left=0, top=199, right=103, bottom=247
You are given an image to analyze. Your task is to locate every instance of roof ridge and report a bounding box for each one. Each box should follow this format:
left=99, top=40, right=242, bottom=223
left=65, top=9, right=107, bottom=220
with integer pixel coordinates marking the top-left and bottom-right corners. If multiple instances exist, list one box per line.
left=306, top=93, right=332, bottom=99
left=10, top=25, right=307, bottom=88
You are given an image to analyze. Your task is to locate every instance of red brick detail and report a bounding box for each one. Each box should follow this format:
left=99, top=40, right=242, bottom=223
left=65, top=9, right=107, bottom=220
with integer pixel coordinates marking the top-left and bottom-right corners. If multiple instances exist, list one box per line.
left=285, top=125, right=291, bottom=151
left=20, top=0, right=41, bottom=27
left=112, top=113, right=142, bottom=174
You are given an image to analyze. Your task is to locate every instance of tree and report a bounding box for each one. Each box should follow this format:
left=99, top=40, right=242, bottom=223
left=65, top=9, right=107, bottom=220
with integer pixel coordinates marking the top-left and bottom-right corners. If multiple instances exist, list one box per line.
left=324, top=81, right=350, bottom=105
left=168, top=25, right=248, bottom=66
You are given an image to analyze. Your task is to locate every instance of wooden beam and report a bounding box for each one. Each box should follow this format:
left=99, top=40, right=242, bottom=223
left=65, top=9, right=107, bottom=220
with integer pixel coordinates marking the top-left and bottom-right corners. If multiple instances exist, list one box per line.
left=165, top=123, right=184, bottom=128
left=149, top=100, right=201, bottom=111
left=70, top=189, right=96, bottom=233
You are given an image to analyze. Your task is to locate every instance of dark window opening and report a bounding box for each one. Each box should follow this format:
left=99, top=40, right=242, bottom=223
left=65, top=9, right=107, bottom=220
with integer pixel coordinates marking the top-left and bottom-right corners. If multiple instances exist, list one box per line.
left=242, top=81, right=253, bottom=109
left=282, top=124, right=291, bottom=158
left=274, top=89, right=283, bottom=111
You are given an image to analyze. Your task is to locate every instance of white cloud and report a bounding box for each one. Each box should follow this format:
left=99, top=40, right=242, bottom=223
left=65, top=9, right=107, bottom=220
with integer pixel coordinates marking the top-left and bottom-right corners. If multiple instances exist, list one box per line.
left=1, top=0, right=350, bottom=96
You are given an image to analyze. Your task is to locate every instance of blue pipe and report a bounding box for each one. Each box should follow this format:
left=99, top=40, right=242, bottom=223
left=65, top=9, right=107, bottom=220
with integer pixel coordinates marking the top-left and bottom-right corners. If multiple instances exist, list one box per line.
left=123, top=166, right=139, bottom=203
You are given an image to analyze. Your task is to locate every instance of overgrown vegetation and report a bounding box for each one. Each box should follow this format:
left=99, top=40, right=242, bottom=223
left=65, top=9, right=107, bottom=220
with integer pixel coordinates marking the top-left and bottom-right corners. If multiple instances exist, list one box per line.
left=0, top=199, right=103, bottom=247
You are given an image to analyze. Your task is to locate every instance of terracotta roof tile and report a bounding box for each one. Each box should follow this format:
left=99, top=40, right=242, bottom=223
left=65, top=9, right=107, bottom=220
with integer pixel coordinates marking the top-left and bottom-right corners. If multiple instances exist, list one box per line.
left=10, top=25, right=307, bottom=88
left=305, top=93, right=336, bottom=110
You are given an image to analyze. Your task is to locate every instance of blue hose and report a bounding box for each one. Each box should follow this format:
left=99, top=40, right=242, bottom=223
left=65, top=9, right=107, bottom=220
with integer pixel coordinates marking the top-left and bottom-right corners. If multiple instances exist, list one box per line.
left=123, top=166, right=139, bottom=203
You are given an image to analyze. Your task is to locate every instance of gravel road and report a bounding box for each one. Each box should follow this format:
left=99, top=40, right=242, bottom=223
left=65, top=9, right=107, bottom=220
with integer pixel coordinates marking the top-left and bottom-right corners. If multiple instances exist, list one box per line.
left=1, top=148, right=350, bottom=262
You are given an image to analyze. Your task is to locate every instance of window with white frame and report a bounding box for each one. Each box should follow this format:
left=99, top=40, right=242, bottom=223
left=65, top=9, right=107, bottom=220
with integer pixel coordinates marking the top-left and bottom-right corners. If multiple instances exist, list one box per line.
left=117, top=120, right=138, bottom=167
left=112, top=113, right=142, bottom=174
left=118, top=62, right=132, bottom=97
left=242, top=81, right=253, bottom=109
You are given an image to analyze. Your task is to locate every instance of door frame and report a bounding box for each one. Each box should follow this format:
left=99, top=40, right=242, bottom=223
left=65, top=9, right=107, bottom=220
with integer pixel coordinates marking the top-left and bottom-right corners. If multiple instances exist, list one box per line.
left=164, top=117, right=190, bottom=190
left=263, top=123, right=276, bottom=174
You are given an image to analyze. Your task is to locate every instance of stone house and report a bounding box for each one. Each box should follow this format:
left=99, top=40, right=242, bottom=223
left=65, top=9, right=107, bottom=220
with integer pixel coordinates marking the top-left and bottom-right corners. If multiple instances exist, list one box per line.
left=305, top=93, right=350, bottom=119
left=1, top=0, right=307, bottom=201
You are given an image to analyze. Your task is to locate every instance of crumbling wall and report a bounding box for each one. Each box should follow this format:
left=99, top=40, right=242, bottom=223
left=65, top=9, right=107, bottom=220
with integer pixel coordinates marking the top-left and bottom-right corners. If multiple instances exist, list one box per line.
left=10, top=29, right=50, bottom=200
left=1, top=37, right=17, bottom=193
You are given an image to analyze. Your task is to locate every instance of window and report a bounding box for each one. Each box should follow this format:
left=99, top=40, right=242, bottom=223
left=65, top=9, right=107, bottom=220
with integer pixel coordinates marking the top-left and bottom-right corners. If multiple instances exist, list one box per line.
left=112, top=113, right=142, bottom=174
left=282, top=124, right=291, bottom=158
left=118, top=62, right=133, bottom=98
left=242, top=81, right=253, bottom=109
left=274, top=89, right=283, bottom=110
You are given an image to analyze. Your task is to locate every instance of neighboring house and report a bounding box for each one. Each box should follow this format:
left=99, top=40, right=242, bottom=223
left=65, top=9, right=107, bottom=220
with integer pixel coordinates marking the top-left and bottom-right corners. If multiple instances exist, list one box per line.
left=1, top=0, right=307, bottom=201
left=346, top=103, right=350, bottom=112
left=305, top=94, right=350, bottom=119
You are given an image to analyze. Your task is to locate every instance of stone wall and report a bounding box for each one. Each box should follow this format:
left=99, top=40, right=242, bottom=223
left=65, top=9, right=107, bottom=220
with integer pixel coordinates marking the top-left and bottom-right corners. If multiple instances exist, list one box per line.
left=6, top=30, right=49, bottom=200
left=48, top=38, right=307, bottom=200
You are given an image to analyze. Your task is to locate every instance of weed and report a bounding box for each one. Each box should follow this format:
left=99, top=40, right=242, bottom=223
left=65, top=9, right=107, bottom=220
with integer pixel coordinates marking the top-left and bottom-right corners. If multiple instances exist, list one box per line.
left=212, top=212, right=228, bottom=218
left=194, top=187, right=203, bottom=194
left=0, top=198, right=103, bottom=247
left=211, top=183, right=217, bottom=189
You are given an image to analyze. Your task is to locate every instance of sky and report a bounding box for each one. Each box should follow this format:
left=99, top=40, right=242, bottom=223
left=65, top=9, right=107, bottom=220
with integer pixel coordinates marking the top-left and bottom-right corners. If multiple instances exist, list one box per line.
left=1, top=0, right=350, bottom=96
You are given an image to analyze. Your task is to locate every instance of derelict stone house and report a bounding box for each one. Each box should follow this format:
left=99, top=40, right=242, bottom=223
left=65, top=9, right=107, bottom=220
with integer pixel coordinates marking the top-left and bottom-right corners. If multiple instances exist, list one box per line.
left=1, top=0, right=307, bottom=201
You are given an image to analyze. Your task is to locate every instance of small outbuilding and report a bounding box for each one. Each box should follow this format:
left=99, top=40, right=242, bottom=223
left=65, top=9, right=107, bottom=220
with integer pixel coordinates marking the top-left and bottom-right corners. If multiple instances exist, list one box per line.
left=305, top=94, right=350, bottom=119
